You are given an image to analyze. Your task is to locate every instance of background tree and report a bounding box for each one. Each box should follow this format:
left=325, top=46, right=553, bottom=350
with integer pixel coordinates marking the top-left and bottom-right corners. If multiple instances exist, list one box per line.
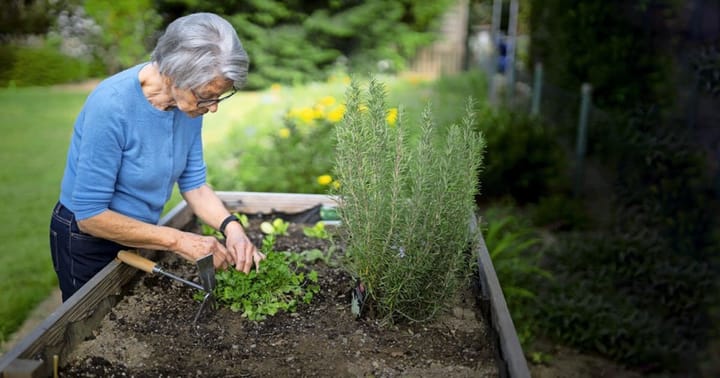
left=0, top=0, right=73, bottom=36
left=84, top=0, right=162, bottom=74
left=529, top=0, right=675, bottom=110
left=153, top=0, right=456, bottom=89
left=526, top=0, right=720, bottom=372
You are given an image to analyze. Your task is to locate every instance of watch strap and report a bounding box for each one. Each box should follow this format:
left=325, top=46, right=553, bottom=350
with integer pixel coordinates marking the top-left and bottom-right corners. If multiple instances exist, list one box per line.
left=219, top=214, right=240, bottom=237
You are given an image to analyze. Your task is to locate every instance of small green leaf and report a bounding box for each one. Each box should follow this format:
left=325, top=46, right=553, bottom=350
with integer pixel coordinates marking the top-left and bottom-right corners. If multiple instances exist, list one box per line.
left=260, top=221, right=275, bottom=234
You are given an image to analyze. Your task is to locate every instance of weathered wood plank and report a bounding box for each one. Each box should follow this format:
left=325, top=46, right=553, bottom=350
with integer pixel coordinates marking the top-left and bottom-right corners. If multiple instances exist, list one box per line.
left=2, top=358, right=42, bottom=378
left=216, top=191, right=339, bottom=214
left=471, top=215, right=531, bottom=378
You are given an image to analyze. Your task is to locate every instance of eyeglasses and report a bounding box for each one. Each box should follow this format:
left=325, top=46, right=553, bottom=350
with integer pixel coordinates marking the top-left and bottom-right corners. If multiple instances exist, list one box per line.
left=192, top=88, right=237, bottom=108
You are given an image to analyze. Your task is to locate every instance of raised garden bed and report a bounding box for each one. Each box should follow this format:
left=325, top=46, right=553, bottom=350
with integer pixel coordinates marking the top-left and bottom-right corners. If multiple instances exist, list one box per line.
left=0, top=192, right=530, bottom=378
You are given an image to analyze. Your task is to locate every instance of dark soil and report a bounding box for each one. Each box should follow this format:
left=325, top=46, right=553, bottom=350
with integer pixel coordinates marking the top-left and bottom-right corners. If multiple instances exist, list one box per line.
left=60, top=218, right=499, bottom=377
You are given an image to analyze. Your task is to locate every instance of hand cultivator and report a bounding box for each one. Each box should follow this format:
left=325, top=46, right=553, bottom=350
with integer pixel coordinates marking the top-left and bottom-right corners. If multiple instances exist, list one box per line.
left=117, top=250, right=216, bottom=324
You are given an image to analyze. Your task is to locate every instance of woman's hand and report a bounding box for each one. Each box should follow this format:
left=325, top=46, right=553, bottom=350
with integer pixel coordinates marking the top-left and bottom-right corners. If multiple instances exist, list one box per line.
left=180, top=185, right=265, bottom=272
left=173, top=231, right=234, bottom=269
left=223, top=221, right=265, bottom=273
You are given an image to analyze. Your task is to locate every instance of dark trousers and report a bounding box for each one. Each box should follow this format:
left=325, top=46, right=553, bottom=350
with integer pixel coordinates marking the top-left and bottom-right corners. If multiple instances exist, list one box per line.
left=50, top=202, right=125, bottom=302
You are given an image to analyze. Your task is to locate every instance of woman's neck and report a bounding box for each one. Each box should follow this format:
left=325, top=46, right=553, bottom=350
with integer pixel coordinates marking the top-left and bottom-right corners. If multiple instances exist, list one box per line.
left=139, top=63, right=176, bottom=111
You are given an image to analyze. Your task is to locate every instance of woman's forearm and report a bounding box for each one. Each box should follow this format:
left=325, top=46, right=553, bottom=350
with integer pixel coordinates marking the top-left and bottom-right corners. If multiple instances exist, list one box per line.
left=181, top=184, right=233, bottom=230
left=77, top=210, right=181, bottom=251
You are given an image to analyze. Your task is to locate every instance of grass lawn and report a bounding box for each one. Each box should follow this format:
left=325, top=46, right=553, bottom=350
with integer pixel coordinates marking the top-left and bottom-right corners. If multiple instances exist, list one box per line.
left=0, top=86, right=88, bottom=343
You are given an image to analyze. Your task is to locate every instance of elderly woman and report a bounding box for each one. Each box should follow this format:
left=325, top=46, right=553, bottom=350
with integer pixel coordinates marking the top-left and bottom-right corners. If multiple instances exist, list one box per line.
left=50, top=13, right=264, bottom=302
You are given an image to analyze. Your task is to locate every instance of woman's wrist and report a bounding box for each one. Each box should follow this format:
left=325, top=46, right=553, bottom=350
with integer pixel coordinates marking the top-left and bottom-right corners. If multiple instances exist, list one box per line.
left=219, top=214, right=240, bottom=237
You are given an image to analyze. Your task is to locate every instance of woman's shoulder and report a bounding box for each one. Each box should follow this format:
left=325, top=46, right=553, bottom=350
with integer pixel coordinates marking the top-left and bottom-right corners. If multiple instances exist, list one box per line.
left=89, top=64, right=147, bottom=101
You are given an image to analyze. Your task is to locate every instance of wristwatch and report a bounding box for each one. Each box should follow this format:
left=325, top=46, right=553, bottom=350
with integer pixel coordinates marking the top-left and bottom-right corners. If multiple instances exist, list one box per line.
left=219, top=214, right=240, bottom=237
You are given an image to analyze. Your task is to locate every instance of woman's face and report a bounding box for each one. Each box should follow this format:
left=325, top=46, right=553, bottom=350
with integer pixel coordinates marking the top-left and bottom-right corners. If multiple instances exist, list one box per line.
left=172, top=77, right=235, bottom=118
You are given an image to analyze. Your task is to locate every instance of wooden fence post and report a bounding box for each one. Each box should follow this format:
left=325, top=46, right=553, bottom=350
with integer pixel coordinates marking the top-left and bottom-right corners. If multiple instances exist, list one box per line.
left=488, top=0, right=502, bottom=105
left=505, top=0, right=519, bottom=103
left=574, top=83, right=592, bottom=196
left=531, top=62, right=543, bottom=116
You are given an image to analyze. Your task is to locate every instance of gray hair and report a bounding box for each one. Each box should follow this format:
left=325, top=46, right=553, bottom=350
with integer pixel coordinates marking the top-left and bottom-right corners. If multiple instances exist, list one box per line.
left=151, top=12, right=249, bottom=90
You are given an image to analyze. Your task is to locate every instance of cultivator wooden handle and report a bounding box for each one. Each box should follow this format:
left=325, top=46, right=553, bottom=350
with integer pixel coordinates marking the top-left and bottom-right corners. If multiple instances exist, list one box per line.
left=116, top=250, right=206, bottom=292
left=117, top=250, right=156, bottom=273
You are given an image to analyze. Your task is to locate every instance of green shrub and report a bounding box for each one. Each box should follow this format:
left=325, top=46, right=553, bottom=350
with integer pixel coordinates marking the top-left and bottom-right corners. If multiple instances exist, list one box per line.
left=692, top=44, right=720, bottom=97
left=537, top=232, right=715, bottom=370
left=529, top=194, right=591, bottom=231
left=529, top=0, right=675, bottom=110
left=154, top=0, right=455, bottom=89
left=0, top=45, right=17, bottom=86
left=474, top=108, right=568, bottom=204
left=481, top=205, right=551, bottom=347
left=84, top=0, right=160, bottom=74
left=614, top=111, right=718, bottom=256
left=223, top=96, right=343, bottom=194
left=334, top=79, right=485, bottom=323
left=535, top=110, right=720, bottom=373
left=4, top=45, right=89, bottom=87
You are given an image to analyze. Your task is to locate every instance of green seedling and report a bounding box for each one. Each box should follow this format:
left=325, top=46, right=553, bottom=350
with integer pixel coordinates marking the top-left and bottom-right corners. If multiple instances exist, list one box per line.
left=260, top=218, right=290, bottom=236
left=302, top=221, right=330, bottom=239
left=299, top=247, right=335, bottom=265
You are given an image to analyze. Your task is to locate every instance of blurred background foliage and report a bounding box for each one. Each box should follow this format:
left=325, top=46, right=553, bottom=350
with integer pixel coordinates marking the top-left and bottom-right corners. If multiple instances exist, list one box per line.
left=0, top=0, right=455, bottom=89
left=0, top=0, right=719, bottom=376
left=159, top=0, right=459, bottom=89
left=529, top=0, right=676, bottom=110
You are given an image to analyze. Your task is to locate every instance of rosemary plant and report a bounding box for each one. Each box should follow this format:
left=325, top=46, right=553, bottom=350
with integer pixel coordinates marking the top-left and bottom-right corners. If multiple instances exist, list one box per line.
left=334, top=79, right=485, bottom=323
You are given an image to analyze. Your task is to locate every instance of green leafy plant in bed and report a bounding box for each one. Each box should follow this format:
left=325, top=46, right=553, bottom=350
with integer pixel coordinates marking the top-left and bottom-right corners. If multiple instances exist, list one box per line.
left=334, top=79, right=485, bottom=323
left=210, top=234, right=320, bottom=321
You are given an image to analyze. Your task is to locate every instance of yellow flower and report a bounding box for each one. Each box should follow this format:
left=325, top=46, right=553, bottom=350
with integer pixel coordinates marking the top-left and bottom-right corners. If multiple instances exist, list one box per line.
left=270, top=83, right=282, bottom=91
left=317, top=174, right=333, bottom=186
left=318, top=96, right=336, bottom=107
left=386, top=108, right=398, bottom=126
left=278, top=127, right=291, bottom=138
left=326, top=105, right=346, bottom=123
left=288, top=106, right=316, bottom=124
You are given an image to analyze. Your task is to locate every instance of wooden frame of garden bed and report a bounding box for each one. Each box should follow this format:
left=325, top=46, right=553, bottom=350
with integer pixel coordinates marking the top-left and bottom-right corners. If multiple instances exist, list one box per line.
left=0, top=191, right=529, bottom=378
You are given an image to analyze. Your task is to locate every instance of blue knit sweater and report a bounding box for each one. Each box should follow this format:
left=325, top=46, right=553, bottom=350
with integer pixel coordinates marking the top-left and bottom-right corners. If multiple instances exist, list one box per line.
left=60, top=63, right=206, bottom=224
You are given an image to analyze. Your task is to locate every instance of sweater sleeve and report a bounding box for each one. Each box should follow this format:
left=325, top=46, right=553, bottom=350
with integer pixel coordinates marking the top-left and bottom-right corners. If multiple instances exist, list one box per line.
left=71, top=87, right=126, bottom=220
left=177, top=124, right=207, bottom=193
